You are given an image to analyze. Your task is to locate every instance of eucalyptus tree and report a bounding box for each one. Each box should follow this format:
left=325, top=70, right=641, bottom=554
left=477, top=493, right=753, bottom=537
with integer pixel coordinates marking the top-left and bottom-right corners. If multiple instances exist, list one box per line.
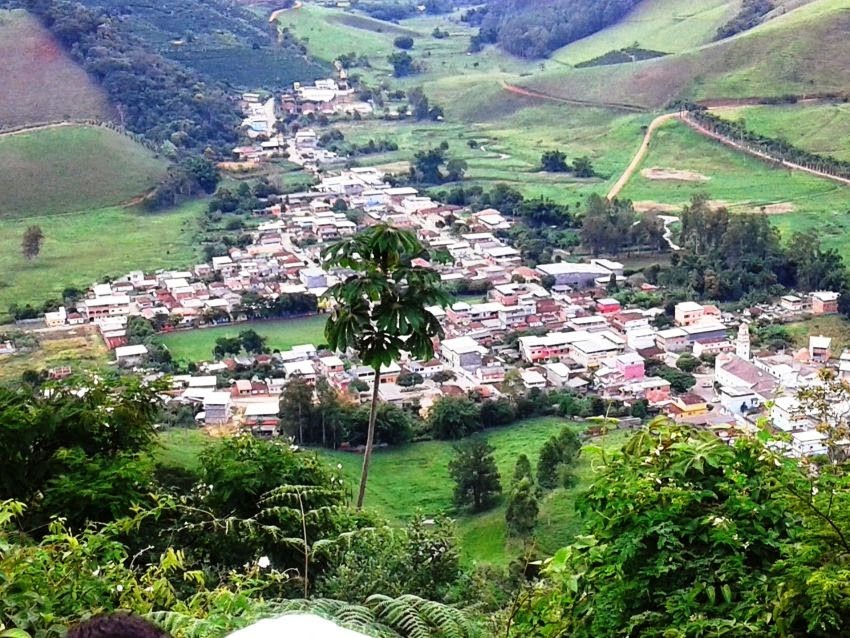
left=322, top=224, right=451, bottom=508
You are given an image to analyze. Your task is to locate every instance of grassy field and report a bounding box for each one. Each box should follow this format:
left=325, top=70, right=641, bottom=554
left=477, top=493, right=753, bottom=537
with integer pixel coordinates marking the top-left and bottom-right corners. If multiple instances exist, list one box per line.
left=0, top=124, right=167, bottom=219
left=0, top=201, right=203, bottom=319
left=158, top=315, right=329, bottom=363
left=618, top=119, right=850, bottom=256
left=713, top=102, right=850, bottom=163
left=519, top=0, right=850, bottom=109
left=158, top=419, right=632, bottom=565
left=786, top=314, right=850, bottom=353
left=0, top=10, right=112, bottom=128
left=551, top=0, right=738, bottom=65
left=0, top=327, right=110, bottom=383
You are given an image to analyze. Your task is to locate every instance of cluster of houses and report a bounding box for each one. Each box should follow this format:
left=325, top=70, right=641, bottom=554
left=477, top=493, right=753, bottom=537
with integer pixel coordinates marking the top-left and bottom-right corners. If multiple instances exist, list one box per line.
left=233, top=78, right=373, bottom=165
left=28, top=137, right=850, bottom=458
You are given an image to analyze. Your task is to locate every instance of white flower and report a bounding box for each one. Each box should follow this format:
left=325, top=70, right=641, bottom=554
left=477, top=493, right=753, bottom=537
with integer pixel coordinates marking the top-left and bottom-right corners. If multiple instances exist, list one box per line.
left=812, top=486, right=819, bottom=496
left=92, top=568, right=101, bottom=577
left=116, top=584, right=124, bottom=593
left=258, top=556, right=271, bottom=569
left=337, top=463, right=343, bottom=470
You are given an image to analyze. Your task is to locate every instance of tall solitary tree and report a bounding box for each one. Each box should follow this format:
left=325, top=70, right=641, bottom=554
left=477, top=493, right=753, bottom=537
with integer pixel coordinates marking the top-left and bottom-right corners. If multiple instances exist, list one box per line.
left=322, top=224, right=451, bottom=508
left=448, top=438, right=501, bottom=512
left=22, top=225, right=44, bottom=260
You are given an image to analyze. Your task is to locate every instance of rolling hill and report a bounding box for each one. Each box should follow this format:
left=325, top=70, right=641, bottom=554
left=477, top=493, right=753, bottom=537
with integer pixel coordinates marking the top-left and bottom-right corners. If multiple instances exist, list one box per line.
left=0, top=9, right=112, bottom=129
left=0, top=124, right=167, bottom=219
left=516, top=0, right=850, bottom=109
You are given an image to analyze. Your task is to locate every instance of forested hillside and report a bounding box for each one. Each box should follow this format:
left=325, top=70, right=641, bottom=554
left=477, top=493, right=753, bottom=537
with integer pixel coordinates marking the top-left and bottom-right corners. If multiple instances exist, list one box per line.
left=472, top=0, right=642, bottom=58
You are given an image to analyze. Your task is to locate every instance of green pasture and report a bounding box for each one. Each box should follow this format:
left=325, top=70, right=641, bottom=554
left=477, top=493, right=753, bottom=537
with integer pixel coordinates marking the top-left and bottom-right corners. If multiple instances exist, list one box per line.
left=158, top=419, right=631, bottom=565
left=0, top=124, right=167, bottom=219
left=157, top=315, right=329, bottom=363
left=0, top=201, right=203, bottom=320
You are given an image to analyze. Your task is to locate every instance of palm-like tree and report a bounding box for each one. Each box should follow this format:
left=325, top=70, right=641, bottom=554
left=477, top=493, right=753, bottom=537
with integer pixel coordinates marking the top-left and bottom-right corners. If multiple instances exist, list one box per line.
left=322, top=224, right=451, bottom=508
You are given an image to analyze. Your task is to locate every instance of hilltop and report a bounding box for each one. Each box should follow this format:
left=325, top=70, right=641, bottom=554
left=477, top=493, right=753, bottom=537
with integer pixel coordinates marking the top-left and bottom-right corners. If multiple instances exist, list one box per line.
left=0, top=9, right=112, bottom=128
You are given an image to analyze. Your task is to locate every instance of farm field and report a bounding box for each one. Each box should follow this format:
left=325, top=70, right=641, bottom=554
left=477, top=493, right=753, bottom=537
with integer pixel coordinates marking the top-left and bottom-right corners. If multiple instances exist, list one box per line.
left=0, top=124, right=167, bottom=219
left=158, top=419, right=631, bottom=565
left=619, top=120, right=850, bottom=256
left=277, top=3, right=526, bottom=88
left=712, top=102, right=850, bottom=163
left=0, top=327, right=110, bottom=383
left=337, top=104, right=651, bottom=203
left=0, top=201, right=203, bottom=320
left=158, top=315, right=329, bottom=363
left=0, top=9, right=112, bottom=128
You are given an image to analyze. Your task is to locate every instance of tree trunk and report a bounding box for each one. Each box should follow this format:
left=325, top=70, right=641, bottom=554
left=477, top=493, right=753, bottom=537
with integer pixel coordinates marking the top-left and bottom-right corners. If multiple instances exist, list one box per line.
left=356, top=367, right=382, bottom=509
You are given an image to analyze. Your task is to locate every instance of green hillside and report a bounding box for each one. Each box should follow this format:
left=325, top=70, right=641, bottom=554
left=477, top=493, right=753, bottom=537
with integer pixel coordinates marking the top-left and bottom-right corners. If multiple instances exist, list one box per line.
left=518, top=0, right=850, bottom=108
left=0, top=124, right=168, bottom=219
left=0, top=9, right=112, bottom=128
left=713, top=102, right=850, bottom=162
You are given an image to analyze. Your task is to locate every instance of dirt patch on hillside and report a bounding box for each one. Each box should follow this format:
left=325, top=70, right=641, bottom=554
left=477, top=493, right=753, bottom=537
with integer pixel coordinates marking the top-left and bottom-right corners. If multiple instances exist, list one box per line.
left=759, top=202, right=795, bottom=215
left=641, top=167, right=710, bottom=182
left=633, top=200, right=680, bottom=213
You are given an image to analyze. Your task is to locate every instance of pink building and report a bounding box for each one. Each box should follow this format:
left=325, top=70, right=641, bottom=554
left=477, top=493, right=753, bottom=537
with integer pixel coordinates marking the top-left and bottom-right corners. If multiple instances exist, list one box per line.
left=596, top=297, right=622, bottom=315
left=615, top=353, right=645, bottom=381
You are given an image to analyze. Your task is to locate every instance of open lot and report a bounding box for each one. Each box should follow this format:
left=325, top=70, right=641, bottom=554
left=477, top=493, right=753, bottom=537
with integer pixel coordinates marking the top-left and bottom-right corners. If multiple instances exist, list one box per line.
left=158, top=315, right=329, bottom=363
left=0, top=327, right=110, bottom=383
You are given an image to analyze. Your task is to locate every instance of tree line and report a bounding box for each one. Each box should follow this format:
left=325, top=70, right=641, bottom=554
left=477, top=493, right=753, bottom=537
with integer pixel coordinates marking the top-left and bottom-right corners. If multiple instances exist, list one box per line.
left=470, top=0, right=641, bottom=58
left=683, top=105, right=850, bottom=181
left=658, top=194, right=850, bottom=309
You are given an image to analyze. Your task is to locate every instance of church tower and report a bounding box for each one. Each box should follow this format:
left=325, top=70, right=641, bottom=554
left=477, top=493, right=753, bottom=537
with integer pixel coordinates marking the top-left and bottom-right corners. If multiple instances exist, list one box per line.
left=736, top=321, right=751, bottom=360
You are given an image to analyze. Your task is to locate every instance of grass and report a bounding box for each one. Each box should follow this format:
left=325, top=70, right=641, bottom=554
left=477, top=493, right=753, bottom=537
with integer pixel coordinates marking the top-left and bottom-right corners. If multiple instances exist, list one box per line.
left=0, top=9, right=111, bottom=128
left=0, top=327, right=110, bottom=383
left=157, top=428, right=210, bottom=473
left=0, top=201, right=204, bottom=319
left=335, top=102, right=650, bottom=203
left=157, top=315, right=329, bottom=363
left=319, top=418, right=630, bottom=565
left=713, top=102, right=850, bottom=163
left=156, top=418, right=632, bottom=565
left=0, top=124, right=167, bottom=219
left=551, top=0, right=738, bottom=65
left=786, top=314, right=850, bottom=353
left=618, top=119, right=850, bottom=257
left=519, top=0, right=850, bottom=109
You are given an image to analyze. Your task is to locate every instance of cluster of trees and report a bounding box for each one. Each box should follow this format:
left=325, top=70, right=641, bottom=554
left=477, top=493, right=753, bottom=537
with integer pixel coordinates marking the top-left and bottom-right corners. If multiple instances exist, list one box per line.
left=574, top=44, right=666, bottom=68
left=318, top=128, right=400, bottom=155
left=358, top=0, right=454, bottom=20
left=685, top=106, right=850, bottom=180
left=660, top=194, right=850, bottom=308
left=509, top=419, right=850, bottom=637
left=716, top=0, right=775, bottom=39
left=21, top=0, right=242, bottom=154
left=471, top=0, right=641, bottom=58
left=144, top=157, right=221, bottom=210
left=388, top=50, right=418, bottom=77
left=393, top=35, right=414, bottom=50
left=410, top=146, right=468, bottom=184
left=580, top=194, right=667, bottom=257
left=212, top=328, right=268, bottom=358
left=540, top=150, right=596, bottom=177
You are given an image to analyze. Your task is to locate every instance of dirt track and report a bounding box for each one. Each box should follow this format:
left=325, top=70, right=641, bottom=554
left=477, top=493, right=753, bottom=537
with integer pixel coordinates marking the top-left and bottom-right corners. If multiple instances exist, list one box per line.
left=606, top=112, right=678, bottom=199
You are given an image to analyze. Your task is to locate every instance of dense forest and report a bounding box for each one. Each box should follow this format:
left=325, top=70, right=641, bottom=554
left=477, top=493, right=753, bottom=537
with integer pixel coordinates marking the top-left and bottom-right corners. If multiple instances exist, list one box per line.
left=715, top=0, right=774, bottom=39
left=471, top=0, right=641, bottom=58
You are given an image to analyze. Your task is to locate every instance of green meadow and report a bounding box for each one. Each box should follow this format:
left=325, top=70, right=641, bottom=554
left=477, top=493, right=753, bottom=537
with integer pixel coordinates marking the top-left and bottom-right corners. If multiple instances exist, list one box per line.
left=158, top=419, right=631, bottom=565
left=157, top=315, right=329, bottom=363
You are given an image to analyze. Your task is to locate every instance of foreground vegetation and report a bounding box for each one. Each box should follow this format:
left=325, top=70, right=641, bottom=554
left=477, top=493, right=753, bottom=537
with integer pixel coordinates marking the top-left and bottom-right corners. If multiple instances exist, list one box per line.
left=7, top=377, right=850, bottom=637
